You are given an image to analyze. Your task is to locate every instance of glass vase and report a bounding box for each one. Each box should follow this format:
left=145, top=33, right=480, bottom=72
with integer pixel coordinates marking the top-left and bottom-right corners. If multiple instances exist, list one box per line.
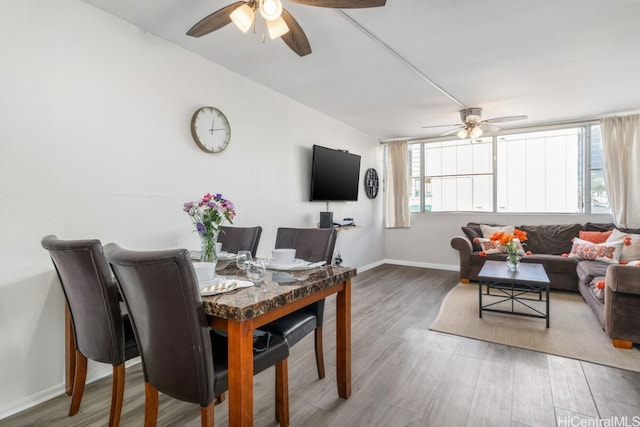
left=506, top=252, right=520, bottom=271
left=200, top=230, right=219, bottom=269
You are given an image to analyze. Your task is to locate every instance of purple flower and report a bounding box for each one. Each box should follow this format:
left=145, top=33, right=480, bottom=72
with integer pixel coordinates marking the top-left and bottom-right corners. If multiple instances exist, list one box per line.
left=196, top=222, right=206, bottom=233
left=183, top=201, right=195, bottom=211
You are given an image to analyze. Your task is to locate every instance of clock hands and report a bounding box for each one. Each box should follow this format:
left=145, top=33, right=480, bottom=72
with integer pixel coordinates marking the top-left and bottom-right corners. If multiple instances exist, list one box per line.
left=209, top=113, right=216, bottom=134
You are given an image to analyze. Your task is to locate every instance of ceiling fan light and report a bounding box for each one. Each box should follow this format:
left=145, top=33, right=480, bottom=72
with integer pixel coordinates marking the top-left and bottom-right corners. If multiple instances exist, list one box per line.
left=259, top=0, right=283, bottom=21
left=267, top=16, right=289, bottom=39
left=470, top=126, right=484, bottom=139
left=230, top=4, right=255, bottom=33
left=457, top=128, right=469, bottom=139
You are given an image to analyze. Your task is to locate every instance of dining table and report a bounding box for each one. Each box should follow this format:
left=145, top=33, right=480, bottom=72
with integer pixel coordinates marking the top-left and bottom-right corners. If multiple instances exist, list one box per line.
left=205, top=260, right=356, bottom=426
left=63, top=259, right=356, bottom=427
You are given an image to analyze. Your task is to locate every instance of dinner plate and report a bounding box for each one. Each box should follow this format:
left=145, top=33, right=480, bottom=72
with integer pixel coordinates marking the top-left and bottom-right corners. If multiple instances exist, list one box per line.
left=267, top=259, right=326, bottom=271
left=199, top=278, right=253, bottom=296
left=217, top=252, right=237, bottom=261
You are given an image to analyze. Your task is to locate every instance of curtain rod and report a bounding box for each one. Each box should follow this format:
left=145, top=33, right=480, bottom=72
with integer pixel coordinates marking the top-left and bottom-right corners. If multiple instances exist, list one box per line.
left=378, top=118, right=603, bottom=144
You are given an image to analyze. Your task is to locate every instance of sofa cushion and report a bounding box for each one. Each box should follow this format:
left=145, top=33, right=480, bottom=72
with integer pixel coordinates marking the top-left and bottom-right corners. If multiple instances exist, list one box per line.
left=462, top=226, right=484, bottom=251
left=577, top=260, right=609, bottom=305
left=568, top=238, right=623, bottom=263
left=607, top=229, right=640, bottom=263
left=519, top=224, right=582, bottom=255
left=584, top=222, right=614, bottom=232
left=576, top=260, right=609, bottom=283
left=523, top=254, right=579, bottom=274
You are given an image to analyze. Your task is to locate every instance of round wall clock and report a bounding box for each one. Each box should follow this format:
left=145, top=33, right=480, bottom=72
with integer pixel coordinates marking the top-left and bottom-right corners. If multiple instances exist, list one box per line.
left=190, top=106, right=231, bottom=153
left=364, top=168, right=379, bottom=199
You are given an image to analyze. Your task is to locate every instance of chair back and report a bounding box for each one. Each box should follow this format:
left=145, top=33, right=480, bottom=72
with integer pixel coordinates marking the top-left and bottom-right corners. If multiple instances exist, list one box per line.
left=106, top=246, right=215, bottom=406
left=41, top=235, right=126, bottom=365
left=218, top=226, right=262, bottom=257
left=275, top=228, right=337, bottom=264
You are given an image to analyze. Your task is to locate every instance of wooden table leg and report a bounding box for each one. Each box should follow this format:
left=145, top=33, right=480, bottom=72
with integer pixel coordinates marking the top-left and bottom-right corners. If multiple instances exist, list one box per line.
left=65, top=304, right=76, bottom=396
left=336, top=279, right=352, bottom=399
left=227, top=319, right=255, bottom=427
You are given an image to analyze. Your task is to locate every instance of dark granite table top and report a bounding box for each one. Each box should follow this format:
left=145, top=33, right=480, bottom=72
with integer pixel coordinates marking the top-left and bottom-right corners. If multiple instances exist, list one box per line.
left=202, top=262, right=357, bottom=321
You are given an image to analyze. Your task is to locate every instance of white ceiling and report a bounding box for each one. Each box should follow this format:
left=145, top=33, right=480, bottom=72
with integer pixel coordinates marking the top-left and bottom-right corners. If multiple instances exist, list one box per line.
left=81, top=0, right=640, bottom=140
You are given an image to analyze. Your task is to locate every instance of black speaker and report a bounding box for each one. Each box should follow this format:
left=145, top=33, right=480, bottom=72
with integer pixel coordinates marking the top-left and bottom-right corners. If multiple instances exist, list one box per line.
left=319, top=211, right=333, bottom=228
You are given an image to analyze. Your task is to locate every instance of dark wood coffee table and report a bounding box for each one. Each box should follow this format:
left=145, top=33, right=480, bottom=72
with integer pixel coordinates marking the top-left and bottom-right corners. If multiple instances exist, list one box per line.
left=478, top=260, right=551, bottom=328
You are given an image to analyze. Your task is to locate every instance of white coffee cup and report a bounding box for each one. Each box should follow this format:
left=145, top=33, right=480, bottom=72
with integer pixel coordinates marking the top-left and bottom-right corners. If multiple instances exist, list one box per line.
left=193, top=262, right=216, bottom=282
left=272, top=248, right=296, bottom=263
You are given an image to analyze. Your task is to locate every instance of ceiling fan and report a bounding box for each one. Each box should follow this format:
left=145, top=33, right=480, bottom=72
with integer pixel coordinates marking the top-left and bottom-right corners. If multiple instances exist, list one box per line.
left=186, top=0, right=387, bottom=57
left=422, top=108, right=528, bottom=140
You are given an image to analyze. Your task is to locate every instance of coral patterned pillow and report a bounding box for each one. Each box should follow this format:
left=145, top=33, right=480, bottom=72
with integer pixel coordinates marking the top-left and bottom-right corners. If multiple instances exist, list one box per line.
left=607, top=229, right=640, bottom=263
left=475, top=238, right=502, bottom=254
left=475, top=237, right=525, bottom=255
left=568, top=238, right=623, bottom=264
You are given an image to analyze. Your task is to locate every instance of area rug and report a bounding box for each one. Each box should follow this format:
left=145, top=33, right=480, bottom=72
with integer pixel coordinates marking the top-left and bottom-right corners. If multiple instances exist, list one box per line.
left=429, top=283, right=640, bottom=372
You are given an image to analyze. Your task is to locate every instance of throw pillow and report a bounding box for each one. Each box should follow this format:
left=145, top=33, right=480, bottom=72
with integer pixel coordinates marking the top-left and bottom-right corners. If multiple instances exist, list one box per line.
left=462, top=226, right=483, bottom=252
left=591, top=280, right=605, bottom=302
left=607, top=229, right=640, bottom=263
left=579, top=230, right=612, bottom=244
left=480, top=224, right=515, bottom=238
left=568, top=238, right=623, bottom=264
left=626, top=260, right=640, bottom=267
left=476, top=237, right=526, bottom=256
left=475, top=238, right=502, bottom=254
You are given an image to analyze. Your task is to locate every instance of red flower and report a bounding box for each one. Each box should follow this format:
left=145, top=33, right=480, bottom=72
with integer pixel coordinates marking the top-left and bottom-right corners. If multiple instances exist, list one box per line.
left=596, top=280, right=605, bottom=290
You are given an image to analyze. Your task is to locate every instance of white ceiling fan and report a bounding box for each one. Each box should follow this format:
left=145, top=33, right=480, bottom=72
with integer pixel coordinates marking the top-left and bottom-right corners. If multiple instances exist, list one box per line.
left=423, top=108, right=528, bottom=140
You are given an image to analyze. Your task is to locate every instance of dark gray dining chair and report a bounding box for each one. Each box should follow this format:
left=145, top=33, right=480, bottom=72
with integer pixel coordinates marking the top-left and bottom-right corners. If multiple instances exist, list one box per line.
left=260, top=227, right=338, bottom=379
left=40, top=235, right=139, bottom=427
left=218, top=225, right=262, bottom=257
left=105, top=245, right=290, bottom=427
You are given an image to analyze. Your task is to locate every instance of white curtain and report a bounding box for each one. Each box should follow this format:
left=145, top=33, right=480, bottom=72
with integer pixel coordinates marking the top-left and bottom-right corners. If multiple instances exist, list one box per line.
left=601, top=114, right=640, bottom=228
left=384, top=140, right=410, bottom=228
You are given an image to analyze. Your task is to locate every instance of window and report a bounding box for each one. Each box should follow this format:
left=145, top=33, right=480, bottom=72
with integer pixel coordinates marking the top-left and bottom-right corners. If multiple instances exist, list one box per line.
left=405, top=124, right=609, bottom=214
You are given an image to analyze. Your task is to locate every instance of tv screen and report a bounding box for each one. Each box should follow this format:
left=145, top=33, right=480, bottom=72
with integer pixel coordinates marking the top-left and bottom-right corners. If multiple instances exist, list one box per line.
left=310, top=145, right=361, bottom=202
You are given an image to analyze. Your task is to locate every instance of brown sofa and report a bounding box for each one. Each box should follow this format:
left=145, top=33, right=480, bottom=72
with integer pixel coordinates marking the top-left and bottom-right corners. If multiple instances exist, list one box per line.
left=451, top=222, right=640, bottom=348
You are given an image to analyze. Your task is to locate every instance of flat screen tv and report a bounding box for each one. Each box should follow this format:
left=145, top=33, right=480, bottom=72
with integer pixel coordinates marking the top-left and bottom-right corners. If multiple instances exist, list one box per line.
left=310, top=145, right=361, bottom=202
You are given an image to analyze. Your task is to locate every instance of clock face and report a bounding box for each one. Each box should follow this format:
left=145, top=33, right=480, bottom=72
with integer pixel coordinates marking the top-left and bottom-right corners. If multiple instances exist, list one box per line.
left=190, top=107, right=231, bottom=153
left=364, top=168, right=379, bottom=199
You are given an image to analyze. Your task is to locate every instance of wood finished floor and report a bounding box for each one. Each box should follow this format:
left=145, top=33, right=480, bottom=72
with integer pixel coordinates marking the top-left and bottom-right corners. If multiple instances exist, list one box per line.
left=4, top=265, right=640, bottom=426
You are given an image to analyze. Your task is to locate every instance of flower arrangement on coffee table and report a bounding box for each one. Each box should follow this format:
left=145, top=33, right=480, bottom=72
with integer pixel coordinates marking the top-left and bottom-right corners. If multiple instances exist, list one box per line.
left=490, top=229, right=528, bottom=271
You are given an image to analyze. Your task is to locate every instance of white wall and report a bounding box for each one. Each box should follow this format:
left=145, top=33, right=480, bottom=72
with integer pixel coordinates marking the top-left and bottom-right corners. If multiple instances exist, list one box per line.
left=0, top=0, right=384, bottom=417
left=384, top=212, right=614, bottom=269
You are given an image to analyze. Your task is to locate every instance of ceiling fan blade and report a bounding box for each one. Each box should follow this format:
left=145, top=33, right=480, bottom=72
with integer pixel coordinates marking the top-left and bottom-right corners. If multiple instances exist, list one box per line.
left=421, top=123, right=461, bottom=129
left=186, top=1, right=245, bottom=37
left=480, top=124, right=501, bottom=133
left=280, top=9, right=312, bottom=57
left=483, top=115, right=528, bottom=124
left=289, top=0, right=386, bottom=8
left=440, top=126, right=465, bottom=136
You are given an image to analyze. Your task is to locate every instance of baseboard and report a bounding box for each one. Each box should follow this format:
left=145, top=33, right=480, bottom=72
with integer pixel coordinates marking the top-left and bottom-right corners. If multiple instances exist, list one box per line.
left=0, top=358, right=141, bottom=421
left=0, top=383, right=65, bottom=421
left=355, top=259, right=386, bottom=273
left=382, top=259, right=459, bottom=271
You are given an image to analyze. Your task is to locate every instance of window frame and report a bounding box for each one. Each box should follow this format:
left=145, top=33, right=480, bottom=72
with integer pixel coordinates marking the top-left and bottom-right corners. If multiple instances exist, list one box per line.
left=404, top=120, right=605, bottom=215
